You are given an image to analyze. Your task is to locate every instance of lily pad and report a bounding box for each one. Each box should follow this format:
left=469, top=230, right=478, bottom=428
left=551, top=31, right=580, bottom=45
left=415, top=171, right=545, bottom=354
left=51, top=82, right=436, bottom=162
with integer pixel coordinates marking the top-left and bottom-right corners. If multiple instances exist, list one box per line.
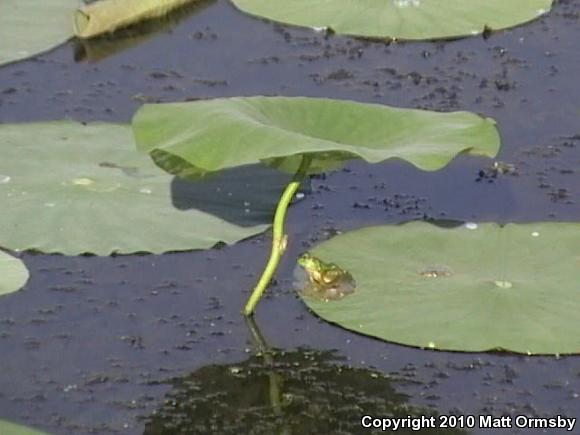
left=0, top=419, right=49, bottom=435
left=133, top=96, right=500, bottom=175
left=0, top=251, right=29, bottom=297
left=300, top=222, right=580, bottom=355
left=231, top=0, right=553, bottom=40
left=0, top=0, right=77, bottom=66
left=0, top=121, right=272, bottom=255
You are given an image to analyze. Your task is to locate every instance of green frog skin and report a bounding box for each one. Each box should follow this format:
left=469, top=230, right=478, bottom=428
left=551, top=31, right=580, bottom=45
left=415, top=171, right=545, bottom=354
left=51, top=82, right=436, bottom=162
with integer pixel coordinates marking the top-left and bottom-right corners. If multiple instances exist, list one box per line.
left=297, top=253, right=355, bottom=301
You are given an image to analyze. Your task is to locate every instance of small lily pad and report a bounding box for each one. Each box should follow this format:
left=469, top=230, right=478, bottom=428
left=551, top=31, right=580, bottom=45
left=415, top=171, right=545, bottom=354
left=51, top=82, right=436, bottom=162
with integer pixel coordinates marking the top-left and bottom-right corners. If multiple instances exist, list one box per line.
left=231, top=0, right=553, bottom=40
left=0, top=419, right=48, bottom=435
left=0, top=0, right=77, bottom=66
left=301, top=222, right=580, bottom=355
left=0, top=251, right=29, bottom=297
left=0, top=122, right=272, bottom=255
left=133, top=96, right=500, bottom=175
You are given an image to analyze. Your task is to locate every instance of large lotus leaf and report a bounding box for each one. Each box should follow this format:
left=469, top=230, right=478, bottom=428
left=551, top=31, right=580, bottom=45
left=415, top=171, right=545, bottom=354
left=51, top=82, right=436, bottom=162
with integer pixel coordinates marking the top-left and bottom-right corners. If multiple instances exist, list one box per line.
left=231, top=0, right=553, bottom=40
left=0, top=420, right=49, bottom=435
left=0, top=122, right=271, bottom=255
left=299, top=222, right=580, bottom=355
left=0, top=251, right=29, bottom=297
left=0, top=0, right=77, bottom=66
left=133, top=97, right=500, bottom=176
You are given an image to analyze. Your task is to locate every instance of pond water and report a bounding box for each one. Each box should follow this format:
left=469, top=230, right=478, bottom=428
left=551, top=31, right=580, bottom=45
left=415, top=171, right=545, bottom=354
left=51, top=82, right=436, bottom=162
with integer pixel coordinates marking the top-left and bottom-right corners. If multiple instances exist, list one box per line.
left=0, top=0, right=579, bottom=433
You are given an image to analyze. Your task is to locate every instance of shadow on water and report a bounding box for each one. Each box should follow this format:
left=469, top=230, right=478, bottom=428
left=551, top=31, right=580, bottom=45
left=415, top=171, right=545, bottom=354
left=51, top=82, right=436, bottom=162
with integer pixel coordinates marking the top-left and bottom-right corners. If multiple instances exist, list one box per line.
left=137, top=140, right=314, bottom=228
left=169, top=163, right=310, bottom=227
left=143, top=319, right=468, bottom=435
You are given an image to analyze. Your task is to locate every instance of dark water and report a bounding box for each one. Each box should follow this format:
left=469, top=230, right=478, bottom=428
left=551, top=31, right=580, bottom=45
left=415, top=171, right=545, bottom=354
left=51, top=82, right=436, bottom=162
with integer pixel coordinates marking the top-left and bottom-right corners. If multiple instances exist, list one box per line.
left=0, top=0, right=579, bottom=433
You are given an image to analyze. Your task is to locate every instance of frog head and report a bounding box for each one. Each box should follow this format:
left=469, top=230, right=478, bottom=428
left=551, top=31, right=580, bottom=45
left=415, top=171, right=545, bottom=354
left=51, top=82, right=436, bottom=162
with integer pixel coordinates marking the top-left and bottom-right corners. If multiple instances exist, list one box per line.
left=297, top=252, right=323, bottom=273
left=298, top=252, right=326, bottom=286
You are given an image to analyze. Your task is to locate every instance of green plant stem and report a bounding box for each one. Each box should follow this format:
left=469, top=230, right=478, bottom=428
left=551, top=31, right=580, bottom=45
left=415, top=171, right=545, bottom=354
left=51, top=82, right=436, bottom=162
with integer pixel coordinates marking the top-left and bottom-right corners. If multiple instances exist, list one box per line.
left=243, top=155, right=312, bottom=316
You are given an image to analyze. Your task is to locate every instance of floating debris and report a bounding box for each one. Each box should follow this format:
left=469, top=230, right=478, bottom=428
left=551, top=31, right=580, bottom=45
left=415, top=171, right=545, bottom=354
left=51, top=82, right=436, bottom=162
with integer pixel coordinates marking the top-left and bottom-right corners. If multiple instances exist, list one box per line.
left=420, top=266, right=453, bottom=278
left=476, top=161, right=518, bottom=182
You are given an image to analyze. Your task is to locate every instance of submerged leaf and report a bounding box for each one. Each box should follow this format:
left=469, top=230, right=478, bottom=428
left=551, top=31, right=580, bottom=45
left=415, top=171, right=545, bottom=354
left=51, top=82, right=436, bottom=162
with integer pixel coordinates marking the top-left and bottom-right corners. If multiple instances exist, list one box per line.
left=0, top=122, right=273, bottom=255
left=231, top=0, right=553, bottom=40
left=0, top=251, right=29, bottom=297
left=0, top=0, right=77, bottom=66
left=133, top=96, right=500, bottom=175
left=300, top=222, right=580, bottom=355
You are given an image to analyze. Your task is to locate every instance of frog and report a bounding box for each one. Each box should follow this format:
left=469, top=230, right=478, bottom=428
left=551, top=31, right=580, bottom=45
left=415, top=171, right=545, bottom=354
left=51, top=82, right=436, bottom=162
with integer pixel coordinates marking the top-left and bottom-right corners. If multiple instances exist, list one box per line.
left=296, top=253, right=356, bottom=301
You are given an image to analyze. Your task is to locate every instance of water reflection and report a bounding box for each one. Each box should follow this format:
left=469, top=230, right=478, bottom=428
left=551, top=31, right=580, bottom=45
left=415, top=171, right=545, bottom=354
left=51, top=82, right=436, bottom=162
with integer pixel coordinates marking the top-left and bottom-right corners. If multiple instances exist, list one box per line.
left=142, top=319, right=468, bottom=435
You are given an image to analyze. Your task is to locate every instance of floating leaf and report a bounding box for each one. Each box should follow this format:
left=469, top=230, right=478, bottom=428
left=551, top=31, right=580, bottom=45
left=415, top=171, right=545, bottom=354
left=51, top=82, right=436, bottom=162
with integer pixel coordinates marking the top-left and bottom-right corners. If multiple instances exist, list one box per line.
left=0, top=0, right=77, bottom=66
left=300, top=222, right=580, bottom=355
left=231, top=0, right=553, bottom=40
left=0, top=122, right=274, bottom=255
left=0, top=419, right=49, bottom=435
left=0, top=251, right=29, bottom=297
left=74, top=0, right=200, bottom=39
left=74, top=1, right=213, bottom=62
left=133, top=96, right=500, bottom=175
